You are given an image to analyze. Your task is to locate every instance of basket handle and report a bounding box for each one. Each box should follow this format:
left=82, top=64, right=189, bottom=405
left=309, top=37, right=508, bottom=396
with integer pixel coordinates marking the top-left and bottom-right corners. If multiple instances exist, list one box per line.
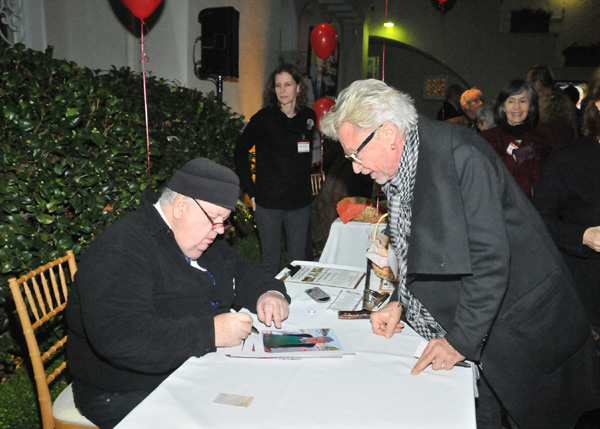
left=372, top=213, right=388, bottom=240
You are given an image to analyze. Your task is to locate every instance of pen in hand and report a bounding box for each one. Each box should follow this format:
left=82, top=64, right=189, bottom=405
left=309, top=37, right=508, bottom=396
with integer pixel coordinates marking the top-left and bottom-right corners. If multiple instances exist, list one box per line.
left=230, top=308, right=259, bottom=335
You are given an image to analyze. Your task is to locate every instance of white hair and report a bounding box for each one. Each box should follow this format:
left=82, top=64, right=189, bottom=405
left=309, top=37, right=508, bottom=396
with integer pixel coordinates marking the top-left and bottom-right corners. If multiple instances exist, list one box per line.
left=476, top=102, right=496, bottom=127
left=159, top=188, right=180, bottom=205
left=320, top=79, right=418, bottom=140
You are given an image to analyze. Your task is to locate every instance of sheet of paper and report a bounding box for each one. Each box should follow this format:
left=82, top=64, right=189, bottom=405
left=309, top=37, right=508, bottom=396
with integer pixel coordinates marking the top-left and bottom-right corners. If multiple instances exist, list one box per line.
left=285, top=264, right=365, bottom=289
left=414, top=340, right=427, bottom=358
left=327, top=290, right=363, bottom=311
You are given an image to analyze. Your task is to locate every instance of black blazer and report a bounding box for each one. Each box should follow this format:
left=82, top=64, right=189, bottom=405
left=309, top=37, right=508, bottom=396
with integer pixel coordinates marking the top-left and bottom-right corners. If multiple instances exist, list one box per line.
left=403, top=116, right=600, bottom=429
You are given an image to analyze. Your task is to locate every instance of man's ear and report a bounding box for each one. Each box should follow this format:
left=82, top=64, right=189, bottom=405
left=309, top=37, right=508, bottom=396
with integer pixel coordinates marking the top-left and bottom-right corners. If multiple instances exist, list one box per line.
left=172, top=194, right=189, bottom=220
left=380, top=121, right=398, bottom=143
left=380, top=122, right=406, bottom=154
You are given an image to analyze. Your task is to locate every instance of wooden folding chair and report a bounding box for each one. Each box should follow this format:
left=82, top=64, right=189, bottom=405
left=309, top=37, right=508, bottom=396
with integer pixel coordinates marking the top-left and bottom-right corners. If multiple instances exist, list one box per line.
left=8, top=250, right=98, bottom=429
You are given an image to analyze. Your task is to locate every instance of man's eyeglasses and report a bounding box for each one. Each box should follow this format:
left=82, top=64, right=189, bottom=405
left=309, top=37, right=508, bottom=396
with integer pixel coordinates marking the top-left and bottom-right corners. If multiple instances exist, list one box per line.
left=192, top=199, right=229, bottom=230
left=345, top=124, right=382, bottom=165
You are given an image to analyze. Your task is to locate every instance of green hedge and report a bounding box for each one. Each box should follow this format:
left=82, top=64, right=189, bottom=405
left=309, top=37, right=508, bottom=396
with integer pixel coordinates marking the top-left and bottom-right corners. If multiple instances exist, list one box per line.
left=0, top=42, right=244, bottom=342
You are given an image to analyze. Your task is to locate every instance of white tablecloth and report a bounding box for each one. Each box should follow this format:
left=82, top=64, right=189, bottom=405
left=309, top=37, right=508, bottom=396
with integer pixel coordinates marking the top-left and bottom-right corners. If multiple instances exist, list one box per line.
left=115, top=265, right=476, bottom=429
left=319, top=218, right=380, bottom=268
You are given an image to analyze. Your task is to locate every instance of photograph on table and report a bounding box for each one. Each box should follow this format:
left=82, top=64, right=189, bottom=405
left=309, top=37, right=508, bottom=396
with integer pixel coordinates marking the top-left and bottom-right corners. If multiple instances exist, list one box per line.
left=222, top=327, right=353, bottom=359
left=262, top=328, right=342, bottom=353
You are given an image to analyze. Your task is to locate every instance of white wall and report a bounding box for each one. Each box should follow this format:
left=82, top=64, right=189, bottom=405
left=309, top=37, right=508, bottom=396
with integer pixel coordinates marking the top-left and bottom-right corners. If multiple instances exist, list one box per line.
left=359, top=0, right=598, bottom=117
left=43, top=0, right=294, bottom=121
left=26, top=0, right=600, bottom=120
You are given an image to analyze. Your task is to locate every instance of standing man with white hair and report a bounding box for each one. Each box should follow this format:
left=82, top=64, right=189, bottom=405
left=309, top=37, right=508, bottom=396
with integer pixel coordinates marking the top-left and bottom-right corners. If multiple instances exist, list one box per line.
left=320, top=79, right=600, bottom=429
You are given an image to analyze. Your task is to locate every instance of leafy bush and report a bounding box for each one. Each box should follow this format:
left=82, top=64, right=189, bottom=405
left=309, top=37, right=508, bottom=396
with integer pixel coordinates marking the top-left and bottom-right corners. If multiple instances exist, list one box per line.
left=0, top=43, right=244, bottom=349
left=0, top=335, right=22, bottom=380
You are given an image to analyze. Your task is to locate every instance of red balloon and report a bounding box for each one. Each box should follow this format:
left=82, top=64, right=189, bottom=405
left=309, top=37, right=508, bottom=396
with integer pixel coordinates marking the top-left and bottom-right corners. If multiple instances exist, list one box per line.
left=313, top=97, right=336, bottom=132
left=121, top=0, right=163, bottom=19
left=310, top=24, right=338, bottom=60
left=431, top=0, right=457, bottom=13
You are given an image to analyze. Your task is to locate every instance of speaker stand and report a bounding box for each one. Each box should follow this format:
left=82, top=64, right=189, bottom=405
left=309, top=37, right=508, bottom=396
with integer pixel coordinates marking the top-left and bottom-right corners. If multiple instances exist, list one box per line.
left=216, top=75, right=223, bottom=102
left=194, top=72, right=224, bottom=102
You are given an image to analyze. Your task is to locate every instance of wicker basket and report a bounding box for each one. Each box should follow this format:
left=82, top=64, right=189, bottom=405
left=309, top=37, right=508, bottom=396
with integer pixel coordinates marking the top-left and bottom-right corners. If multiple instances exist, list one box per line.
left=370, top=213, right=397, bottom=281
left=353, top=206, right=381, bottom=223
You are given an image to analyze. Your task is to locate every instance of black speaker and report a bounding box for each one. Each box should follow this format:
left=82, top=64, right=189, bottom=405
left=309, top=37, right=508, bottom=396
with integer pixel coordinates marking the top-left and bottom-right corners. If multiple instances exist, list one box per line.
left=197, top=7, right=239, bottom=77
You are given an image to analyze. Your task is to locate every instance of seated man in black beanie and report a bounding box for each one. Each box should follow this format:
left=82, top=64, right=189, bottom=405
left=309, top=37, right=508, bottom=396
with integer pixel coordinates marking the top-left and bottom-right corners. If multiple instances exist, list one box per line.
left=66, top=158, right=290, bottom=429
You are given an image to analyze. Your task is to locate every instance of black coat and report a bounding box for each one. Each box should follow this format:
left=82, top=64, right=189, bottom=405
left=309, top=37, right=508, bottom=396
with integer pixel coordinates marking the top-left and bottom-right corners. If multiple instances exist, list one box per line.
left=533, top=136, right=600, bottom=325
left=234, top=105, right=316, bottom=210
left=405, top=116, right=600, bottom=429
left=67, top=191, right=289, bottom=393
left=436, top=100, right=461, bottom=121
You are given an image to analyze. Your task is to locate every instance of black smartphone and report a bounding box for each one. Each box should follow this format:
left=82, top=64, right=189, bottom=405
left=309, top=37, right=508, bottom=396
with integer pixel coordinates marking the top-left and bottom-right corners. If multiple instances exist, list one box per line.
left=305, top=287, right=330, bottom=303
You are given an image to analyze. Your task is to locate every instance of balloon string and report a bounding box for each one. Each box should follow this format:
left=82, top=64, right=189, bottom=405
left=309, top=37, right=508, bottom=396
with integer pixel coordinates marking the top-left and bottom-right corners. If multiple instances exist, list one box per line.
left=320, top=133, right=324, bottom=174
left=140, top=19, right=152, bottom=184
left=382, top=0, right=388, bottom=82
left=385, top=0, right=388, bottom=21
left=382, top=42, right=386, bottom=82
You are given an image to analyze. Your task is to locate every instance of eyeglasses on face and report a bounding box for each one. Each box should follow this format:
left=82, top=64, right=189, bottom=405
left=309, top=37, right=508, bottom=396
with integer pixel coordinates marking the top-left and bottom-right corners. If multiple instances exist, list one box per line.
left=344, top=124, right=383, bottom=165
left=192, top=199, right=229, bottom=230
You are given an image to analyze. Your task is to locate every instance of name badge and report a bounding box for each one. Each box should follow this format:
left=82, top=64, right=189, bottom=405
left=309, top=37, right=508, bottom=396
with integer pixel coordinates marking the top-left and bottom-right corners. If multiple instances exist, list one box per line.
left=298, top=141, right=310, bottom=153
left=506, top=142, right=519, bottom=155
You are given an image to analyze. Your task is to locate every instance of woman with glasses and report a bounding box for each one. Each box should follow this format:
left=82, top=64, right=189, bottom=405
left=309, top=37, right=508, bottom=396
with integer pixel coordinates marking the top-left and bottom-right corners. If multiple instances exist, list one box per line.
left=234, top=63, right=317, bottom=276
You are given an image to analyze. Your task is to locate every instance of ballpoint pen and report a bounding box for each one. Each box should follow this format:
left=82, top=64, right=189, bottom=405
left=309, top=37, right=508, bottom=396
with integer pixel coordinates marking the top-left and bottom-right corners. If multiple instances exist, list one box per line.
left=413, top=357, right=471, bottom=368
left=230, top=308, right=259, bottom=334
left=362, top=260, right=372, bottom=309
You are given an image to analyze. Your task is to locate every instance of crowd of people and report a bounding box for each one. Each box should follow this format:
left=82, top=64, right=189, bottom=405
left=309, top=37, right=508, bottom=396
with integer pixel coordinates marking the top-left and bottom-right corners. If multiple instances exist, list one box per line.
left=320, top=73, right=600, bottom=429
left=438, top=67, right=600, bottom=380
left=440, top=65, right=585, bottom=199
left=398, top=65, right=600, bottom=428
left=65, top=61, right=600, bottom=429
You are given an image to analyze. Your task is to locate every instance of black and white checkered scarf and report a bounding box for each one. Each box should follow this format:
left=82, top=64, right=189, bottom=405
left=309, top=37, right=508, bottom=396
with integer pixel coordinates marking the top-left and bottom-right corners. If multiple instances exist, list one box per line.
left=382, top=121, right=446, bottom=340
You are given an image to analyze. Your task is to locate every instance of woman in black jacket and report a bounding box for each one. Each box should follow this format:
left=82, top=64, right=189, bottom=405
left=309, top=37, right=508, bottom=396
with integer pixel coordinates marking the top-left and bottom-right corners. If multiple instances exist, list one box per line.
left=533, top=67, right=600, bottom=331
left=234, top=63, right=316, bottom=275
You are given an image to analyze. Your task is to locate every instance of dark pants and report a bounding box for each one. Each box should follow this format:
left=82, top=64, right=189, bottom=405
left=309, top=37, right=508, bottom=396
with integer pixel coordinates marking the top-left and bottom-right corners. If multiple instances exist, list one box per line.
left=255, top=204, right=311, bottom=276
left=476, top=372, right=521, bottom=429
left=73, top=381, right=151, bottom=429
